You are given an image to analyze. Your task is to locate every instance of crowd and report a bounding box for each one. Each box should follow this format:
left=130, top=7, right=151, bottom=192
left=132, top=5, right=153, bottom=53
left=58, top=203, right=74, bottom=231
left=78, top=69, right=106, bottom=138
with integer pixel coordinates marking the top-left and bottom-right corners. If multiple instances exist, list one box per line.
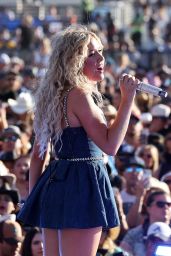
left=0, top=0, right=171, bottom=255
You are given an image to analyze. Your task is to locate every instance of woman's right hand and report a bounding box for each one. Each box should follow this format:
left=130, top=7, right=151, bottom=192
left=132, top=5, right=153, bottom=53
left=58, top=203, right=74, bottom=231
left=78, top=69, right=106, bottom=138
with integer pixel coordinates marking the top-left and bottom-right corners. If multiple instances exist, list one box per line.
left=119, top=73, right=139, bottom=100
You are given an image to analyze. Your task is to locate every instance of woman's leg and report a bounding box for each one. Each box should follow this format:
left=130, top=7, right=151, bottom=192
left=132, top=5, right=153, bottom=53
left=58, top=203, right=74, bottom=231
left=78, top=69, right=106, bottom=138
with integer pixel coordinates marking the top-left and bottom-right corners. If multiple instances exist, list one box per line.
left=60, top=227, right=102, bottom=256
left=42, top=228, right=60, bottom=256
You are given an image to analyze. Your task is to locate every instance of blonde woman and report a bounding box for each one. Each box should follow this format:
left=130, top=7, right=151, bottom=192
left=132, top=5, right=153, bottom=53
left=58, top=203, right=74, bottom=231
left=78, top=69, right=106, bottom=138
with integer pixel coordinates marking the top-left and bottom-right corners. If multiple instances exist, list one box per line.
left=17, top=25, right=139, bottom=256
left=136, top=144, right=159, bottom=178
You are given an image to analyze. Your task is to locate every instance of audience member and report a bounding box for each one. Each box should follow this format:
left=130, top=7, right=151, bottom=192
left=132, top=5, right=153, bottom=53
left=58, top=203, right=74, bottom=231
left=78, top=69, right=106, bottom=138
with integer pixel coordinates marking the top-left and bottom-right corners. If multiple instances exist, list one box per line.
left=120, top=190, right=171, bottom=256
left=0, top=220, right=23, bottom=256
left=20, top=227, right=43, bottom=256
left=149, top=104, right=171, bottom=136
left=0, top=182, right=20, bottom=222
left=0, top=70, right=23, bottom=102
left=0, top=125, right=23, bottom=170
left=12, top=155, right=30, bottom=203
left=136, top=144, right=160, bottom=178
left=146, top=222, right=171, bottom=256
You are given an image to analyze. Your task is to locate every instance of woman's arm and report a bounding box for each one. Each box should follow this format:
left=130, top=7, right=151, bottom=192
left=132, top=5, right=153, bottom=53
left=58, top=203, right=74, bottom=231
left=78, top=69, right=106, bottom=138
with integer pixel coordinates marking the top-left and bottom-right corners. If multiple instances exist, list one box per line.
left=70, top=74, right=138, bottom=155
left=29, top=140, right=50, bottom=193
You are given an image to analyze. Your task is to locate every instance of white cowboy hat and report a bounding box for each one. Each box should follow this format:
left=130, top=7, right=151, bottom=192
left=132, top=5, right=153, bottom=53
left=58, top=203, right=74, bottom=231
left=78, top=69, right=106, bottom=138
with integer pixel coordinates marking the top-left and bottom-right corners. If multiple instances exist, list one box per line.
left=0, top=161, right=16, bottom=188
left=8, top=92, right=34, bottom=114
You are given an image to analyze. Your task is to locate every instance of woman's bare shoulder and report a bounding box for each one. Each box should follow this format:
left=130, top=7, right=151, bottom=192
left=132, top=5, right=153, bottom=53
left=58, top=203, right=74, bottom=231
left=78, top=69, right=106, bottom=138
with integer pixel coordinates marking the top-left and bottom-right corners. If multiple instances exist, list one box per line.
left=69, top=86, right=93, bottom=107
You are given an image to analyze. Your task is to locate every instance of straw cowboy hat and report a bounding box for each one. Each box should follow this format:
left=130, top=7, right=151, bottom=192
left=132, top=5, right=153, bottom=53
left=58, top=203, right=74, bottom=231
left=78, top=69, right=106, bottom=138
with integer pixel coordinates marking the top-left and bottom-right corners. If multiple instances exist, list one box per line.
left=8, top=92, right=34, bottom=114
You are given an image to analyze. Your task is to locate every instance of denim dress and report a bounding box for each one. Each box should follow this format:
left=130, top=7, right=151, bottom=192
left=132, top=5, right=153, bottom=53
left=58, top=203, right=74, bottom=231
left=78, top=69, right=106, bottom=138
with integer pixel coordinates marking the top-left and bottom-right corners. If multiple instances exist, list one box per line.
left=17, top=92, right=120, bottom=229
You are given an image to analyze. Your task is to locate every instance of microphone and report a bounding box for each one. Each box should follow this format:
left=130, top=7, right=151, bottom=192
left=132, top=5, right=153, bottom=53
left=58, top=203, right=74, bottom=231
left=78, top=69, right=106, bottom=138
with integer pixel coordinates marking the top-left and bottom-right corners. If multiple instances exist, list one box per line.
left=137, top=82, right=168, bottom=98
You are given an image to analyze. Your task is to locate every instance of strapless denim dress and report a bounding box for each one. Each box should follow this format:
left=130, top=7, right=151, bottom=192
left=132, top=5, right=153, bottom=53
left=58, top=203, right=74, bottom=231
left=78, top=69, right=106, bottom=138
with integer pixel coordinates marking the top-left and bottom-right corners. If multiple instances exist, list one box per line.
left=17, top=89, right=120, bottom=229
left=17, top=127, right=120, bottom=229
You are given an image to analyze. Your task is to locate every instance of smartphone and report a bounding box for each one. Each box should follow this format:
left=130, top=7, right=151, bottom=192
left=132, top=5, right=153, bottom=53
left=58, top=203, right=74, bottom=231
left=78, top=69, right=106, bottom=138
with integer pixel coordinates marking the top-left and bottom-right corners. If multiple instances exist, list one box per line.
left=142, top=169, right=152, bottom=189
left=154, top=244, right=171, bottom=256
left=143, top=169, right=152, bottom=180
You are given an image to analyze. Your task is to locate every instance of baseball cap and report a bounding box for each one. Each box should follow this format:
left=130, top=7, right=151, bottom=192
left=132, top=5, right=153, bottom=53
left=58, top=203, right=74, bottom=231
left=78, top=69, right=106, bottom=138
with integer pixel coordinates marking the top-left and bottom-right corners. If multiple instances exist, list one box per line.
left=2, top=220, right=23, bottom=245
left=147, top=222, right=171, bottom=242
left=125, top=156, right=145, bottom=168
left=150, top=104, right=171, bottom=118
left=1, top=125, right=21, bottom=138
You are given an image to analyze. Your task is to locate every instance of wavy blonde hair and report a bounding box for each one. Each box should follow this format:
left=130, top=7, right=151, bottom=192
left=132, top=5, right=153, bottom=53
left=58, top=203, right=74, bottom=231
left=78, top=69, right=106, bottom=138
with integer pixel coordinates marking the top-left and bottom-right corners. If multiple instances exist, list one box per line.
left=33, top=25, right=103, bottom=156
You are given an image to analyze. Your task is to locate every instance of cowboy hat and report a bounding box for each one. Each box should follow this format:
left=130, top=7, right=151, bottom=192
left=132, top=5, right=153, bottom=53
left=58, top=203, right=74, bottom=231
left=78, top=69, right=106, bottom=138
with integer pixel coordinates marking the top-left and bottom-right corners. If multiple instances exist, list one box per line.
left=8, top=92, right=34, bottom=114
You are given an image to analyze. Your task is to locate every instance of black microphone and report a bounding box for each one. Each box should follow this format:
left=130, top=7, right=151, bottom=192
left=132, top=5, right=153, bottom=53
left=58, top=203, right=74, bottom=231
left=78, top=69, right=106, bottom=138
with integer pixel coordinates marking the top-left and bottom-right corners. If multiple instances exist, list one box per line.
left=137, top=82, right=168, bottom=98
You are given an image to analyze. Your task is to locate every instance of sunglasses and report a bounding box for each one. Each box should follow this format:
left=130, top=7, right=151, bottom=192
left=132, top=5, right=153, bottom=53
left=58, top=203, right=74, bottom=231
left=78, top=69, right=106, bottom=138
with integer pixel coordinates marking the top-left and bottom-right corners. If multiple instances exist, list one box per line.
left=125, top=167, right=143, bottom=173
left=154, top=201, right=171, bottom=208
left=3, top=237, right=21, bottom=245
left=0, top=136, right=18, bottom=142
left=141, top=154, right=152, bottom=159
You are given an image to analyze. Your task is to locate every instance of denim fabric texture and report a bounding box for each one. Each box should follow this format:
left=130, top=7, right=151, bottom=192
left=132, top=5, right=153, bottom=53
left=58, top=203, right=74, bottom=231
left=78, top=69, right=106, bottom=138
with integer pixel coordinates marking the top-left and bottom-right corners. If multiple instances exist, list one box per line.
left=17, top=127, right=120, bottom=229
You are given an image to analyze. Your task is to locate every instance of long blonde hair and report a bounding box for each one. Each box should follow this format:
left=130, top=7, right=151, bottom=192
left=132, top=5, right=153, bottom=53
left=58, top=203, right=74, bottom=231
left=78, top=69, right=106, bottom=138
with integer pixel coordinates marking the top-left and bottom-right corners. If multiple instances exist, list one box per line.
left=33, top=25, right=103, bottom=156
left=136, top=144, right=159, bottom=176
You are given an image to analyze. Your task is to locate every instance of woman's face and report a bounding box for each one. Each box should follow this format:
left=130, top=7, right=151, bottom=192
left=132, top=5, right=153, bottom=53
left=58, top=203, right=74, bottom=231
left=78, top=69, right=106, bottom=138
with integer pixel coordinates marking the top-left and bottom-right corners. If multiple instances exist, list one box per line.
left=13, top=157, right=30, bottom=181
left=83, top=36, right=105, bottom=83
left=147, top=194, right=171, bottom=224
left=140, top=149, right=154, bottom=169
left=0, top=194, right=15, bottom=215
left=31, top=232, right=43, bottom=256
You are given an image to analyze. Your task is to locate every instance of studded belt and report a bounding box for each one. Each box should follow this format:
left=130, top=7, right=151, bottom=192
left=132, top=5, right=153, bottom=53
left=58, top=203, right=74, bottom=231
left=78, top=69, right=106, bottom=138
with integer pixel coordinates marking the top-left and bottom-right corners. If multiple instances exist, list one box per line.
left=58, top=156, right=104, bottom=162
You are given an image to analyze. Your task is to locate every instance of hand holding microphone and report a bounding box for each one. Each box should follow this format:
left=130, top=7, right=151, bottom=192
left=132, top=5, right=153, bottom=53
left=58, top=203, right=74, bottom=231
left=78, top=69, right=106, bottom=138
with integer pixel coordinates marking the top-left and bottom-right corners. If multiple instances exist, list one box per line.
left=119, top=74, right=167, bottom=98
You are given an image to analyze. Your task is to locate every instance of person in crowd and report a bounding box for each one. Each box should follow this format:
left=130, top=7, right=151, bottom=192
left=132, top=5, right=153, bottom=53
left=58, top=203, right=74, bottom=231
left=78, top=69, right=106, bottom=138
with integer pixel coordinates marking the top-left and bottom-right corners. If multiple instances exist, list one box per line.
left=20, top=227, right=43, bottom=256
left=120, top=155, right=169, bottom=228
left=114, top=145, right=135, bottom=176
left=0, top=220, right=23, bottom=256
left=0, top=125, right=24, bottom=170
left=120, top=190, right=171, bottom=256
left=33, top=37, right=51, bottom=71
left=120, top=156, right=147, bottom=216
left=145, top=222, right=171, bottom=256
left=17, top=24, right=139, bottom=256
left=146, top=132, right=165, bottom=154
left=136, top=144, right=160, bottom=178
left=19, top=14, right=34, bottom=64
left=0, top=70, right=23, bottom=102
left=10, top=56, right=25, bottom=74
left=0, top=182, right=20, bottom=222
left=12, top=155, right=30, bottom=203
left=7, top=91, right=34, bottom=128
left=21, top=67, right=36, bottom=92
left=149, top=104, right=171, bottom=136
